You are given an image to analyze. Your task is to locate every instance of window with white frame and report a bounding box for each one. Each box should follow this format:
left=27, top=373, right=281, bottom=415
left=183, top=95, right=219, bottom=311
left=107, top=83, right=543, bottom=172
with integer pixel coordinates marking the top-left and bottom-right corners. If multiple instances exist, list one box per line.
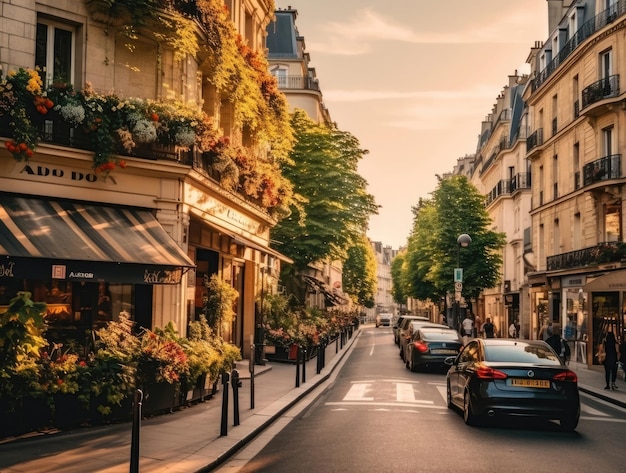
left=270, top=65, right=288, bottom=88
left=600, top=49, right=612, bottom=79
left=602, top=126, right=613, bottom=156
left=35, top=19, right=75, bottom=86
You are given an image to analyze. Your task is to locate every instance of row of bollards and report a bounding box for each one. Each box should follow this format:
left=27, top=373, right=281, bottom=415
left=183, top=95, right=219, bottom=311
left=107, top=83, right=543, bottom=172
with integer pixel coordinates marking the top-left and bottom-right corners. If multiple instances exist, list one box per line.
left=128, top=327, right=356, bottom=467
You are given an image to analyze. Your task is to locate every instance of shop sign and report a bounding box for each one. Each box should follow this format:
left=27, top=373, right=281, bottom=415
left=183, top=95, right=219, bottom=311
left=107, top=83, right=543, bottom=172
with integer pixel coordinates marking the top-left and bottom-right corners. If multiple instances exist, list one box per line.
left=19, top=163, right=107, bottom=184
left=0, top=260, right=15, bottom=278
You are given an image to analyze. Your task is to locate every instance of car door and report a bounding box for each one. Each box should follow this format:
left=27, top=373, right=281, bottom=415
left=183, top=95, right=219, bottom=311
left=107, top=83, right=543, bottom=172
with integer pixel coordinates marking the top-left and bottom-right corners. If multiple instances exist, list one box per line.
left=449, top=340, right=478, bottom=405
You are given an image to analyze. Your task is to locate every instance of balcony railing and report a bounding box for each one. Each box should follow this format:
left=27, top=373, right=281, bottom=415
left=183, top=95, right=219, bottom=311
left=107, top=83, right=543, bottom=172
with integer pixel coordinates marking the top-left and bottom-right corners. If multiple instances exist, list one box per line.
left=510, top=172, right=531, bottom=193
left=485, top=179, right=512, bottom=206
left=526, top=128, right=543, bottom=151
left=581, top=75, right=620, bottom=109
left=582, top=154, right=621, bottom=186
left=532, top=1, right=626, bottom=91
left=547, top=241, right=626, bottom=271
left=276, top=75, right=321, bottom=91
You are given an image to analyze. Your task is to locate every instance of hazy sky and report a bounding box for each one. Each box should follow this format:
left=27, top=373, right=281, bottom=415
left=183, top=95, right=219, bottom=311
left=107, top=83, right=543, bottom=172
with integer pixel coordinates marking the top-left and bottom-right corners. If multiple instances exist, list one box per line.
left=274, top=0, right=549, bottom=249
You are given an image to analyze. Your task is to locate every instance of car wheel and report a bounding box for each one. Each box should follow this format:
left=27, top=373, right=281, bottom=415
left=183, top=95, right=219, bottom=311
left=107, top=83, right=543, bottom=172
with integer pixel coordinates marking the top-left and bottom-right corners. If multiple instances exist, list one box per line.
left=463, top=390, right=479, bottom=426
left=446, top=382, right=453, bottom=409
left=559, top=412, right=579, bottom=432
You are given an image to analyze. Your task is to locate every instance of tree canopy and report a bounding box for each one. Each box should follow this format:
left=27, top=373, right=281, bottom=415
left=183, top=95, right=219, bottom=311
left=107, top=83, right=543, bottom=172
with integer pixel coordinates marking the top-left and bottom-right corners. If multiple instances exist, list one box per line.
left=342, top=236, right=377, bottom=308
left=271, top=110, right=378, bottom=270
left=402, top=175, right=506, bottom=303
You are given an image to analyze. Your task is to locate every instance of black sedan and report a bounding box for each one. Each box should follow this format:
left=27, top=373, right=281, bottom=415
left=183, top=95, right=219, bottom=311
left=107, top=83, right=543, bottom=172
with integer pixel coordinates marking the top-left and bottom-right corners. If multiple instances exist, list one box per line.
left=445, top=338, right=580, bottom=431
left=405, top=327, right=463, bottom=372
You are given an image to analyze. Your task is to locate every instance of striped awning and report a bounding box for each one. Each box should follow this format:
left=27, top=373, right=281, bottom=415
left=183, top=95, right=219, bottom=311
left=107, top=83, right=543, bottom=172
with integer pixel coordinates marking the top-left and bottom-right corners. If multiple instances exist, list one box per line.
left=0, top=194, right=195, bottom=284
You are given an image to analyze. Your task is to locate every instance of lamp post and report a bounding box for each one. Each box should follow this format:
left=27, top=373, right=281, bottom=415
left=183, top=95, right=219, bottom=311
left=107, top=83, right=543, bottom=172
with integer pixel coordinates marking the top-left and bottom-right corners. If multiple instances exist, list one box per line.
left=454, top=233, right=472, bottom=331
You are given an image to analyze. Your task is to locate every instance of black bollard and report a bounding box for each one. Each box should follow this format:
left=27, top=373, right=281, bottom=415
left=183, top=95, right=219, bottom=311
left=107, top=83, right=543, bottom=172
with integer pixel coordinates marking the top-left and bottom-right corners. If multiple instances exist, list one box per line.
left=249, top=344, right=255, bottom=410
left=336, top=334, right=339, bottom=353
left=316, top=343, right=322, bottom=374
left=231, top=369, right=241, bottom=426
left=130, top=389, right=143, bottom=473
left=295, top=345, right=300, bottom=387
left=302, top=346, right=307, bottom=384
left=220, top=371, right=230, bottom=436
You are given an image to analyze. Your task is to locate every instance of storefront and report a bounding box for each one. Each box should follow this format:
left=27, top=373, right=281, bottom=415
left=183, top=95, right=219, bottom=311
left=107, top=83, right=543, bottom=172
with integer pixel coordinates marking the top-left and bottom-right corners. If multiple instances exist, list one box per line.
left=560, top=275, right=588, bottom=364
left=0, top=193, right=195, bottom=346
left=583, top=270, right=626, bottom=366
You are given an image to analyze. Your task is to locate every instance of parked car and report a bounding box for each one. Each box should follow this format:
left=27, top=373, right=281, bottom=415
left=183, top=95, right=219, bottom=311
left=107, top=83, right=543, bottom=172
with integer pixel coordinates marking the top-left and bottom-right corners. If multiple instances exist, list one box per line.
left=375, top=313, right=394, bottom=328
left=405, top=327, right=463, bottom=372
left=399, top=319, right=448, bottom=361
left=393, top=315, right=429, bottom=345
left=445, top=338, right=580, bottom=431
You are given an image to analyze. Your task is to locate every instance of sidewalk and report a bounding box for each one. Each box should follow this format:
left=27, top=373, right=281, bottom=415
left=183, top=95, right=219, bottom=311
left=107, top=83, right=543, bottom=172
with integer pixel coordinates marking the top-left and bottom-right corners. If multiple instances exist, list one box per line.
left=0, top=333, right=359, bottom=473
left=0, top=330, right=625, bottom=473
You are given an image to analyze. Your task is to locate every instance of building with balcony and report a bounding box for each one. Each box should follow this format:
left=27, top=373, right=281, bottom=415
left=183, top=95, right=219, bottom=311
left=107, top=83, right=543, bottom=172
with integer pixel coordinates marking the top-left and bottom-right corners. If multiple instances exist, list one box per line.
left=524, top=0, right=626, bottom=365
left=469, top=72, right=533, bottom=338
left=0, top=0, right=291, bottom=360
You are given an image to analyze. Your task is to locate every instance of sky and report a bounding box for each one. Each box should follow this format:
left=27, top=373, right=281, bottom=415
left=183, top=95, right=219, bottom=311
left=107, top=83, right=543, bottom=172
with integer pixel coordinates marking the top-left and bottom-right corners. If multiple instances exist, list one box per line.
left=274, top=0, right=550, bottom=249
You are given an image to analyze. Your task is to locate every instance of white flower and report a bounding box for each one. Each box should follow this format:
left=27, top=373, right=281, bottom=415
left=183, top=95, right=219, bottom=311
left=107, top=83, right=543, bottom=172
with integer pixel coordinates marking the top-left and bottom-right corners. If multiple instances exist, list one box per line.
left=175, top=127, right=196, bottom=147
left=132, top=119, right=157, bottom=143
left=58, top=103, right=85, bottom=125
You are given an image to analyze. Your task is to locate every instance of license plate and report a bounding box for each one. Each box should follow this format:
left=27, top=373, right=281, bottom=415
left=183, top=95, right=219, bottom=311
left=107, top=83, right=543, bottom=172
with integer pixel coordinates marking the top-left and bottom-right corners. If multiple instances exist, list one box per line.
left=511, top=379, right=550, bottom=388
left=431, top=349, right=457, bottom=355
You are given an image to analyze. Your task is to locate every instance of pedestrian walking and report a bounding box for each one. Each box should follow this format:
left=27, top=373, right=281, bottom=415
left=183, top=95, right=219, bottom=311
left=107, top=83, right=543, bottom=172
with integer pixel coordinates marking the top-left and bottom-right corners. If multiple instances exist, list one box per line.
left=597, top=331, right=620, bottom=390
left=482, top=317, right=496, bottom=338
left=508, top=320, right=518, bottom=338
left=461, top=314, right=473, bottom=345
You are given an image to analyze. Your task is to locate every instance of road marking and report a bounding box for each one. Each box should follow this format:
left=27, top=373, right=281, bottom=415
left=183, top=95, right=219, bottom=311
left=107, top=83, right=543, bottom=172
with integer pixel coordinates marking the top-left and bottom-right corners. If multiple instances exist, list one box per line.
left=397, top=382, right=416, bottom=402
left=581, top=404, right=609, bottom=416
left=326, top=401, right=446, bottom=409
left=344, top=383, right=374, bottom=401
left=370, top=344, right=375, bottom=356
left=579, top=416, right=626, bottom=423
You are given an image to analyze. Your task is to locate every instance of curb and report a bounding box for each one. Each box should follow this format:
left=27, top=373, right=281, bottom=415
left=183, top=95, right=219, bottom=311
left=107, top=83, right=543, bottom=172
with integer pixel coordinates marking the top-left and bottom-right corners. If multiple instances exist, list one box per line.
left=578, top=385, right=626, bottom=409
left=196, top=330, right=361, bottom=472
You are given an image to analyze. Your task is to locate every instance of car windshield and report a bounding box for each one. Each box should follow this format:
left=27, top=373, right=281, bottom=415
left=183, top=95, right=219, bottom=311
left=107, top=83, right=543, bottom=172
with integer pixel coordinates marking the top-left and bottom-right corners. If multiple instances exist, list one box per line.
left=484, top=343, right=561, bottom=364
left=421, top=330, right=461, bottom=342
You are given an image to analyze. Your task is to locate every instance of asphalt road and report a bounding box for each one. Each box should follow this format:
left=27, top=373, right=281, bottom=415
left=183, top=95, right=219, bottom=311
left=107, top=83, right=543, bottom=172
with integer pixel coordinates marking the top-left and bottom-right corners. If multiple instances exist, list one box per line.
left=217, top=326, right=626, bottom=473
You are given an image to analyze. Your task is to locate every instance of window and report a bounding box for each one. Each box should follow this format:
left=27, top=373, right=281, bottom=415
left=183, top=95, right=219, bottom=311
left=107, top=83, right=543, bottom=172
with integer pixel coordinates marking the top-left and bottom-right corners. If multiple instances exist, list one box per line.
left=600, top=49, right=612, bottom=80
left=270, top=65, right=288, bottom=88
left=604, top=204, right=621, bottom=242
left=35, top=19, right=75, bottom=86
left=553, top=155, right=558, bottom=199
left=602, top=126, right=613, bottom=156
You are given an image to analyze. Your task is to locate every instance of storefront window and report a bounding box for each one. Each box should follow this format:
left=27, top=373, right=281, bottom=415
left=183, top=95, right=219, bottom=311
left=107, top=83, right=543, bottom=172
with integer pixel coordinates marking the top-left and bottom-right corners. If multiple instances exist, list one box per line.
left=592, top=292, right=620, bottom=364
left=564, top=288, right=587, bottom=341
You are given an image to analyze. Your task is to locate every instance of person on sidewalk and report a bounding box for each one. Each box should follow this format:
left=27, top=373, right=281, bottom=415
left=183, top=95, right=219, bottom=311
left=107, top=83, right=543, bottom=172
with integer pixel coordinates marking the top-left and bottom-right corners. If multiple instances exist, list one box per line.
left=482, top=317, right=496, bottom=338
left=509, top=320, right=518, bottom=338
left=597, top=331, right=620, bottom=390
left=461, top=314, right=474, bottom=345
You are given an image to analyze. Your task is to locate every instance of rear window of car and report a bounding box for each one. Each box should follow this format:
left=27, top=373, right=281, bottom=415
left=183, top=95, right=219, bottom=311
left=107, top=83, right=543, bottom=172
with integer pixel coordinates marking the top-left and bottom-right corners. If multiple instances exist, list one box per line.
left=484, top=343, right=561, bottom=364
left=420, top=329, right=461, bottom=341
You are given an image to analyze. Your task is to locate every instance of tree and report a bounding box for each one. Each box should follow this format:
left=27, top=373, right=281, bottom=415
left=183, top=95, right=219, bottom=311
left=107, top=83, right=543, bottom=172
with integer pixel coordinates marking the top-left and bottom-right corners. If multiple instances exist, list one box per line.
left=390, top=252, right=408, bottom=304
left=342, top=236, right=377, bottom=308
left=271, top=110, right=378, bottom=270
left=402, top=175, right=506, bottom=303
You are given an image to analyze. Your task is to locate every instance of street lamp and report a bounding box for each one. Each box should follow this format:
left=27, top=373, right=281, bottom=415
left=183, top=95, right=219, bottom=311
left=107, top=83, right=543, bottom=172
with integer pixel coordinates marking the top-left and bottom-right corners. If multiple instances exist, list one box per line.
left=454, top=233, right=472, bottom=331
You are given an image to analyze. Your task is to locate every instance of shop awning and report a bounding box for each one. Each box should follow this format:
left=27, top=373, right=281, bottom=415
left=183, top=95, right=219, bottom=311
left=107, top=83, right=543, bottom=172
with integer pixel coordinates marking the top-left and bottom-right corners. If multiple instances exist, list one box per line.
left=583, top=270, right=626, bottom=292
left=0, top=194, right=195, bottom=284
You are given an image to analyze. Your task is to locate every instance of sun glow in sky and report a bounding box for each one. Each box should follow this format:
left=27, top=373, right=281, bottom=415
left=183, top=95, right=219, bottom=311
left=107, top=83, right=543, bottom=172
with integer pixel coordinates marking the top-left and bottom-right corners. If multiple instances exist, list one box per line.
left=275, top=0, right=549, bottom=249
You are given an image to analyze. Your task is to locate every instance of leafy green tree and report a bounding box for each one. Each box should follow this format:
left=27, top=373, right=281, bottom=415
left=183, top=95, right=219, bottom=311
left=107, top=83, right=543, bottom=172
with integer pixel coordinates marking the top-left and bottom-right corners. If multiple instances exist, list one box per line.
left=271, top=110, right=378, bottom=270
left=402, top=176, right=505, bottom=303
left=342, top=236, right=377, bottom=308
left=390, top=252, right=408, bottom=304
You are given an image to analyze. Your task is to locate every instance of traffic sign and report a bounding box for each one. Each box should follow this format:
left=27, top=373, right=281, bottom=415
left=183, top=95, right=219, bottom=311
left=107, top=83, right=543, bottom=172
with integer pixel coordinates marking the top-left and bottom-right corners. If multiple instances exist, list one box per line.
left=454, top=268, right=463, bottom=282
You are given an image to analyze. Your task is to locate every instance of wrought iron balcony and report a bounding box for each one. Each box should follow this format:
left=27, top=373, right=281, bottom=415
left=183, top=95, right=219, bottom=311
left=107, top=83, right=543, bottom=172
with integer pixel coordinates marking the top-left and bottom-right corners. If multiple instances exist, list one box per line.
left=485, top=179, right=511, bottom=206
left=582, top=154, right=621, bottom=186
left=547, top=241, right=626, bottom=271
left=581, top=75, right=620, bottom=109
left=532, top=1, right=626, bottom=91
left=526, top=128, right=543, bottom=151
left=510, top=172, right=531, bottom=193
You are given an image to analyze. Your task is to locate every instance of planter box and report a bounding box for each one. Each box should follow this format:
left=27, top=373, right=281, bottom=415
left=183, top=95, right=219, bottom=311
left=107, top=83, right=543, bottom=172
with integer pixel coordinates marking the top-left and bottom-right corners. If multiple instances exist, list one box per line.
left=142, top=382, right=181, bottom=416
left=265, top=344, right=318, bottom=363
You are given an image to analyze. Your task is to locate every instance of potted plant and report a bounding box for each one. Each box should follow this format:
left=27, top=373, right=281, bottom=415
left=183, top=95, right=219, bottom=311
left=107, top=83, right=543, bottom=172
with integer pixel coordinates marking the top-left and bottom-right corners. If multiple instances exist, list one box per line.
left=182, top=315, right=221, bottom=402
